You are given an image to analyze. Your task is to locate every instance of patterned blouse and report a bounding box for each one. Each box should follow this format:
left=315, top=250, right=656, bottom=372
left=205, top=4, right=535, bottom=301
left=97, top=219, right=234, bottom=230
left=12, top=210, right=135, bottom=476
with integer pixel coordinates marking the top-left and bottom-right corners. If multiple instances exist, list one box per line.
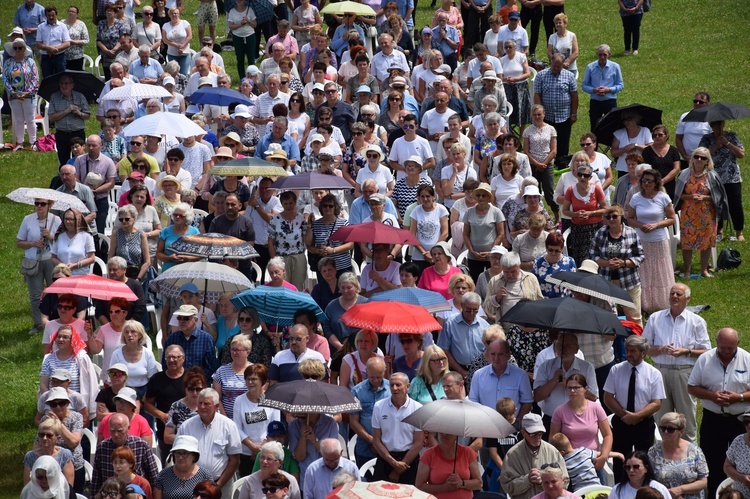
left=114, top=228, right=145, bottom=267
left=474, top=133, right=499, bottom=162
left=699, top=131, right=743, bottom=184
left=102, top=135, right=127, bottom=164
left=506, top=324, right=550, bottom=374
left=522, top=123, right=557, bottom=164
left=222, top=123, right=259, bottom=148
left=97, top=19, right=127, bottom=51
left=342, top=143, right=368, bottom=181
left=648, top=441, right=708, bottom=499
left=165, top=399, right=196, bottom=432
left=2, top=57, right=39, bottom=95
left=531, top=254, right=577, bottom=298
left=64, top=20, right=90, bottom=61
left=268, top=213, right=308, bottom=256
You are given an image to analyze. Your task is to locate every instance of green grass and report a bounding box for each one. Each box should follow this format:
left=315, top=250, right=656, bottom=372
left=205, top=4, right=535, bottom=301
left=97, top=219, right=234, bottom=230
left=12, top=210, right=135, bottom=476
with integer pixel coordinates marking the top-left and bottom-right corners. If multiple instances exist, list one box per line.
left=0, top=0, right=749, bottom=495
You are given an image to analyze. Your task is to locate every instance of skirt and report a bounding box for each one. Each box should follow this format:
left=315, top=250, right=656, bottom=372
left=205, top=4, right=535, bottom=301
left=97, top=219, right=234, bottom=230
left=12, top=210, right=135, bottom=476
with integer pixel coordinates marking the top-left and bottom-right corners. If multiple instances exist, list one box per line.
left=568, top=222, right=602, bottom=267
left=639, top=239, right=674, bottom=313
left=503, top=81, right=532, bottom=127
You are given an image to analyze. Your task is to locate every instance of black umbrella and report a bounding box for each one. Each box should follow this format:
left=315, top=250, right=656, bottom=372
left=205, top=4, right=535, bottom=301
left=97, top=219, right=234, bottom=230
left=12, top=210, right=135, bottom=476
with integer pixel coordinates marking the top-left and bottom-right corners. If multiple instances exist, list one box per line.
left=681, top=102, right=750, bottom=123
left=37, top=70, right=105, bottom=103
left=500, top=297, right=628, bottom=336
left=544, top=271, right=635, bottom=308
left=592, top=103, right=663, bottom=147
left=259, top=379, right=362, bottom=414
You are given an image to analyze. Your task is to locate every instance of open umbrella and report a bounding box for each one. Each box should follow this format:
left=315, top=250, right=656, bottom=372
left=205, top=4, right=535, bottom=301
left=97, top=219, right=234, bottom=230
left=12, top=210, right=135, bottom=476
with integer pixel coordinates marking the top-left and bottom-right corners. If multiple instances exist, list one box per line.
left=259, top=379, right=362, bottom=413
left=44, top=275, right=139, bottom=301
left=169, top=233, right=259, bottom=260
left=593, top=103, right=663, bottom=147
left=328, top=482, right=437, bottom=498
left=99, top=83, right=171, bottom=101
left=544, top=271, right=635, bottom=308
left=207, top=158, right=289, bottom=177
left=188, top=86, right=255, bottom=106
left=320, top=0, right=376, bottom=16
left=340, top=301, right=441, bottom=334
left=330, top=221, right=420, bottom=246
left=122, top=112, right=207, bottom=138
left=270, top=172, right=353, bottom=190
left=681, top=102, right=750, bottom=122
left=369, top=288, right=451, bottom=313
left=500, top=297, right=628, bottom=335
left=37, top=70, right=105, bottom=102
left=148, top=261, right=254, bottom=304
left=403, top=398, right=516, bottom=438
left=7, top=188, right=91, bottom=213
left=231, top=286, right=326, bottom=326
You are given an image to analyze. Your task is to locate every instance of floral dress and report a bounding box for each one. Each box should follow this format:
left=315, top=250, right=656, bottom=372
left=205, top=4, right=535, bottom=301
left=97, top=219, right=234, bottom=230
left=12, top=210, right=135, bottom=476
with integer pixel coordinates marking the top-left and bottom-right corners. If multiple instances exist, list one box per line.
left=268, top=213, right=308, bottom=256
left=512, top=208, right=555, bottom=232
left=65, top=20, right=89, bottom=63
left=680, top=175, right=716, bottom=251
left=342, top=144, right=368, bottom=182
left=97, top=20, right=127, bottom=66
left=474, top=133, right=499, bottom=164
left=648, top=442, right=708, bottom=499
left=532, top=254, right=577, bottom=298
left=506, top=324, right=550, bottom=374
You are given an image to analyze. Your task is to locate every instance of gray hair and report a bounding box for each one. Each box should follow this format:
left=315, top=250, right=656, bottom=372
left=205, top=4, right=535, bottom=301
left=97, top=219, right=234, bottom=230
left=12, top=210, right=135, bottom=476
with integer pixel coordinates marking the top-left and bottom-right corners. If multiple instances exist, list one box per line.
left=484, top=111, right=501, bottom=125
left=462, top=292, right=482, bottom=307
left=108, top=256, right=127, bottom=269
left=332, top=471, right=358, bottom=488
left=390, top=372, right=410, bottom=385
left=181, top=189, right=197, bottom=203
left=199, top=46, right=214, bottom=58
left=659, top=412, right=686, bottom=430
left=165, top=60, right=180, bottom=75
left=319, top=438, right=342, bottom=455
left=522, top=176, right=539, bottom=188
left=597, top=44, right=611, bottom=55
left=194, top=56, right=208, bottom=66
left=165, top=344, right=185, bottom=356
left=317, top=256, right=337, bottom=272
left=268, top=256, right=286, bottom=271
left=218, top=73, right=232, bottom=84
left=117, top=204, right=137, bottom=219
left=501, top=251, right=521, bottom=268
left=138, top=45, right=150, bottom=55
left=212, top=190, right=229, bottom=203
left=172, top=202, right=195, bottom=223
left=482, top=95, right=499, bottom=109
left=324, top=81, right=338, bottom=91
left=261, top=441, right=285, bottom=461
left=443, top=371, right=464, bottom=385
left=198, top=388, right=220, bottom=405
left=266, top=73, right=280, bottom=84
left=551, top=53, right=566, bottom=64
left=338, top=271, right=360, bottom=291
left=635, top=163, right=652, bottom=175
left=360, top=104, right=376, bottom=115
left=625, top=334, right=649, bottom=352
left=273, top=116, right=288, bottom=128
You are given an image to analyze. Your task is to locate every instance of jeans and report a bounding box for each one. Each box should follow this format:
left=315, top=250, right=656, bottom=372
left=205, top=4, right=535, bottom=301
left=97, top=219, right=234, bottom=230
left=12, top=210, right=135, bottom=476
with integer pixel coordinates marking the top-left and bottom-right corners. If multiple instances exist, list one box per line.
left=521, top=4, right=543, bottom=56
left=95, top=196, right=109, bottom=234
left=232, top=33, right=257, bottom=82
left=9, top=96, right=36, bottom=145
left=167, top=53, right=190, bottom=76
left=621, top=14, right=643, bottom=51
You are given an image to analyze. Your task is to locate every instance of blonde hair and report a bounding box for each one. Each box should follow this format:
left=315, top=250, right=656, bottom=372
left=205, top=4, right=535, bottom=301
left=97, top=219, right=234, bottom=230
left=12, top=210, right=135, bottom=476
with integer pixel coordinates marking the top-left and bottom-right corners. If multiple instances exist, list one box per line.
left=550, top=432, right=572, bottom=453
left=448, top=273, right=475, bottom=294
left=298, top=359, right=326, bottom=380
left=121, top=320, right=147, bottom=346
left=417, top=345, right=449, bottom=384
left=482, top=324, right=506, bottom=344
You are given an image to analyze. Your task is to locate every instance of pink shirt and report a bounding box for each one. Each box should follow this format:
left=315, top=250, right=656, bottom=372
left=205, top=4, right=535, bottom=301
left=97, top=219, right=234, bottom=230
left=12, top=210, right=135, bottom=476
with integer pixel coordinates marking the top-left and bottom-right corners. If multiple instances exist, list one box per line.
left=266, top=34, right=299, bottom=56
left=419, top=444, right=478, bottom=499
left=99, top=413, right=153, bottom=441
left=307, top=332, right=331, bottom=362
left=418, top=265, right=462, bottom=299
left=551, top=401, right=607, bottom=451
left=264, top=280, right=299, bottom=291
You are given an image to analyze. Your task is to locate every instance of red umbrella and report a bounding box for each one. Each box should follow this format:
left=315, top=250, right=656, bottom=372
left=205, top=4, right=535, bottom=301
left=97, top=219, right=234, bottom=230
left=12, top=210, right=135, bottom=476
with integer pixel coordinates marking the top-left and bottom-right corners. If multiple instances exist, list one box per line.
left=330, top=221, right=420, bottom=246
left=340, top=302, right=440, bottom=334
left=44, top=275, right=139, bottom=301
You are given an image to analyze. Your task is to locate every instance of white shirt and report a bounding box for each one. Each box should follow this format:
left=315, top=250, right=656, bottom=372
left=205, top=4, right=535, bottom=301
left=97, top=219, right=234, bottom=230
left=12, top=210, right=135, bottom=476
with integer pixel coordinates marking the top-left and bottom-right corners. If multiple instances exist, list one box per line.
left=388, top=135, right=434, bottom=182
left=232, top=395, right=281, bottom=455
left=177, top=413, right=243, bottom=480
left=534, top=356, right=598, bottom=416
left=688, top=347, right=750, bottom=415
left=533, top=344, right=585, bottom=379
left=602, top=360, right=665, bottom=413
left=643, top=307, right=710, bottom=366
left=421, top=108, right=457, bottom=156
left=676, top=112, right=711, bottom=159
left=371, top=50, right=410, bottom=82
left=185, top=72, right=218, bottom=98
left=246, top=195, right=282, bottom=244
left=498, top=25, right=529, bottom=54
left=467, top=56, right=503, bottom=80
left=371, top=396, right=422, bottom=452
left=359, top=260, right=401, bottom=292
left=356, top=165, right=394, bottom=194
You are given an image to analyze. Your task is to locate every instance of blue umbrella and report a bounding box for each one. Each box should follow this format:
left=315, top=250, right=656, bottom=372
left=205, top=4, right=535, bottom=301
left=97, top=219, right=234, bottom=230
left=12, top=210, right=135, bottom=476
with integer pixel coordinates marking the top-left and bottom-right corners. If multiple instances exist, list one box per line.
left=369, top=287, right=451, bottom=313
left=231, top=286, right=326, bottom=326
left=188, top=86, right=255, bottom=106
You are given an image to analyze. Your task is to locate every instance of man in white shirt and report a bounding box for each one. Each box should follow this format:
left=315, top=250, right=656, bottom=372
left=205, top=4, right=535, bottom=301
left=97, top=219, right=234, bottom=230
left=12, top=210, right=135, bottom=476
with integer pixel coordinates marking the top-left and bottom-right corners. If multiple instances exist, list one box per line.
left=177, top=135, right=213, bottom=193
left=389, top=114, right=434, bottom=182
left=36, top=6, right=70, bottom=78
left=420, top=92, right=457, bottom=156
left=371, top=33, right=410, bottom=84
left=251, top=74, right=291, bottom=135
left=497, top=11, right=529, bottom=56
left=675, top=92, right=712, bottom=166
left=246, top=177, right=282, bottom=272
left=466, top=43, right=503, bottom=88
left=114, top=33, right=139, bottom=72
left=185, top=56, right=218, bottom=99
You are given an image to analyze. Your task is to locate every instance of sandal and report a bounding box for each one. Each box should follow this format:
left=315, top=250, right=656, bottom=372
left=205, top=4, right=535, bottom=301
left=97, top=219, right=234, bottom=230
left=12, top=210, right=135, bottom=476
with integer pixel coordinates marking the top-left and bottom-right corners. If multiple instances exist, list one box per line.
left=701, top=272, right=714, bottom=278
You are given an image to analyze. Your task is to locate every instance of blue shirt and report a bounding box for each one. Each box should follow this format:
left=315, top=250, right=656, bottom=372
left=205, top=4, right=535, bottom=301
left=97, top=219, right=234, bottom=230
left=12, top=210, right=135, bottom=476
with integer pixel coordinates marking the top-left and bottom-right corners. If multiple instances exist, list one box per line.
left=163, top=328, right=218, bottom=378
left=533, top=67, right=578, bottom=123
left=468, top=363, right=534, bottom=414
left=581, top=59, right=624, bottom=101
left=288, top=414, right=339, bottom=489
left=351, top=379, right=390, bottom=458
left=431, top=25, right=460, bottom=58
left=14, top=2, right=46, bottom=46
left=331, top=23, right=366, bottom=59
left=348, top=196, right=398, bottom=225
left=381, top=94, right=421, bottom=121
left=437, top=313, right=488, bottom=366
left=303, top=457, right=361, bottom=498
left=129, top=58, right=164, bottom=81
left=254, top=133, right=301, bottom=163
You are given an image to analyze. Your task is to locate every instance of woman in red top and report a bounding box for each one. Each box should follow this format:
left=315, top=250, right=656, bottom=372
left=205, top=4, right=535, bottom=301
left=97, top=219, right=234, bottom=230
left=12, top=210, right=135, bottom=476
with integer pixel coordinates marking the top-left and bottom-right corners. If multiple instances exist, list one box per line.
left=416, top=432, right=482, bottom=497
left=562, top=163, right=608, bottom=266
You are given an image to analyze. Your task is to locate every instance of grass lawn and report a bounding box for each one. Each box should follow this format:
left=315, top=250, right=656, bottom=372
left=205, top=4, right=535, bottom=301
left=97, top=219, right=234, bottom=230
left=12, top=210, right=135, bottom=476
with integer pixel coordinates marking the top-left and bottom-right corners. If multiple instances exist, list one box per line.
left=0, top=0, right=749, bottom=495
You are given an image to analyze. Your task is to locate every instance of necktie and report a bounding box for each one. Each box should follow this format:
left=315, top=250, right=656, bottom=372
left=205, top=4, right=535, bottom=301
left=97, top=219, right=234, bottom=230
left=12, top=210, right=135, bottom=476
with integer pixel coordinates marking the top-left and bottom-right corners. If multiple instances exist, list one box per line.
left=627, top=366, right=636, bottom=412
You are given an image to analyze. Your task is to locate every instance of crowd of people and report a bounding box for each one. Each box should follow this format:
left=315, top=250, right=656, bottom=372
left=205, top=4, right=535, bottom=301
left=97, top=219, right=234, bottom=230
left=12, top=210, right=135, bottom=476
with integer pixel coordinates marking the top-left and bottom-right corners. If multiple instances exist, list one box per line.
left=9, top=0, right=748, bottom=498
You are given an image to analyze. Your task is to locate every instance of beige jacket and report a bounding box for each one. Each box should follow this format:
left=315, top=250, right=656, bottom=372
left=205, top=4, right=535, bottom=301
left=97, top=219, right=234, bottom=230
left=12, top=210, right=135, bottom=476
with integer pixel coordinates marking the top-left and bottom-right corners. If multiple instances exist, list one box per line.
left=483, top=269, right=544, bottom=322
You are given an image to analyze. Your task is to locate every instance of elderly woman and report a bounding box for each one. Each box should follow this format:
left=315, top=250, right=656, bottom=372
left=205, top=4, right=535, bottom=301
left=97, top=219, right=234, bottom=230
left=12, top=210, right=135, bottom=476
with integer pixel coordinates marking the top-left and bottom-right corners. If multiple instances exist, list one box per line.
left=153, top=175, right=182, bottom=227
left=378, top=89, right=405, bottom=136
left=438, top=274, right=484, bottom=323
left=442, top=143, right=478, bottom=210
left=288, top=410, right=338, bottom=490
left=474, top=112, right=506, bottom=185
left=24, top=418, right=74, bottom=486
left=490, top=153, right=525, bottom=209
left=163, top=60, right=188, bottom=96
left=511, top=185, right=556, bottom=241
left=310, top=258, right=341, bottom=312
left=163, top=367, right=207, bottom=446
left=21, top=456, right=70, bottom=499
left=562, top=163, right=608, bottom=266
left=501, top=176, right=538, bottom=242
left=268, top=192, right=308, bottom=292
left=354, top=143, right=394, bottom=196
left=3, top=38, right=39, bottom=150
left=648, top=412, right=708, bottom=499
left=417, top=50, right=445, bottom=103
left=699, top=120, right=745, bottom=241
left=214, top=293, right=239, bottom=352
left=469, top=95, right=498, bottom=146
left=108, top=205, right=150, bottom=280
left=484, top=251, right=544, bottom=324
left=529, top=464, right=579, bottom=499
left=724, top=411, right=750, bottom=499
left=162, top=7, right=192, bottom=75
left=238, top=441, right=301, bottom=499
left=17, top=196, right=61, bottom=334
left=40, top=323, right=97, bottom=410
left=465, top=325, right=506, bottom=393
left=547, top=14, right=578, bottom=78
left=523, top=105, right=559, bottom=223
left=340, top=329, right=382, bottom=390
left=408, top=345, right=449, bottom=404
left=416, top=431, right=482, bottom=497
left=154, top=435, right=214, bottom=499
left=393, top=156, right=433, bottom=222
left=86, top=297, right=128, bottom=382
left=97, top=387, right=153, bottom=446
left=674, top=147, right=728, bottom=278
left=212, top=335, right=251, bottom=420
left=613, top=152, right=644, bottom=208
left=109, top=321, right=159, bottom=405
left=513, top=213, right=549, bottom=270
left=579, top=133, right=614, bottom=194
left=418, top=241, right=462, bottom=299
left=611, top=451, right=671, bottom=499
left=38, top=387, right=85, bottom=493
left=156, top=202, right=200, bottom=273
left=611, top=111, right=653, bottom=177
left=628, top=169, right=676, bottom=313
left=96, top=4, right=125, bottom=81
left=220, top=306, right=273, bottom=367
left=42, top=292, right=87, bottom=355
left=532, top=232, right=576, bottom=298
left=51, top=209, right=94, bottom=276
left=500, top=40, right=532, bottom=134
left=324, top=272, right=368, bottom=352
left=410, top=185, right=450, bottom=271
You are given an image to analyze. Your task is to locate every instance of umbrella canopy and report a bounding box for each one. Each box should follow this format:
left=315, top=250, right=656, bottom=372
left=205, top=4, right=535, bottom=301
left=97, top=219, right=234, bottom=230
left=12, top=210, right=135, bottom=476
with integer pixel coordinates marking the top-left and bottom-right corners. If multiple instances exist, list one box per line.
left=681, top=102, right=750, bottom=122
left=544, top=271, right=635, bottom=308
left=148, top=261, right=254, bottom=303
left=369, top=288, right=451, bottom=313
left=328, top=481, right=437, bottom=498
left=100, top=83, right=171, bottom=101
left=38, top=70, right=104, bottom=102
left=44, top=275, right=138, bottom=301
left=188, top=86, right=255, bottom=106
left=259, top=379, right=362, bottom=414
left=320, top=0, right=376, bottom=15
left=340, top=301, right=441, bottom=334
left=403, top=399, right=516, bottom=438
left=7, top=188, right=91, bottom=213
left=500, top=297, right=628, bottom=335
left=122, top=112, right=207, bottom=138
left=169, top=233, right=259, bottom=260
left=592, top=103, right=663, bottom=147
left=330, top=221, right=420, bottom=246
left=208, top=158, right=289, bottom=177
left=231, top=286, right=326, bottom=326
left=271, top=172, right=353, bottom=190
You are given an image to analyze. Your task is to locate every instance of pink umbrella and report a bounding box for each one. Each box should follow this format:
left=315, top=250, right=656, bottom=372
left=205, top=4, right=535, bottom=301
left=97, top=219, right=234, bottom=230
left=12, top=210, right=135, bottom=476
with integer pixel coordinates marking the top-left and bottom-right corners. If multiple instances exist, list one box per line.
left=44, top=275, right=139, bottom=301
left=327, top=481, right=437, bottom=498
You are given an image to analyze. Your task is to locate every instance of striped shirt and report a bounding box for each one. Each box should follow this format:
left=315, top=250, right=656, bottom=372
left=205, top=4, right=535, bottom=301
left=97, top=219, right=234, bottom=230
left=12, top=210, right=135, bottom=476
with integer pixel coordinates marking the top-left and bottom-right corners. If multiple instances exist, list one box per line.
left=212, top=364, right=248, bottom=420
left=311, top=217, right=350, bottom=270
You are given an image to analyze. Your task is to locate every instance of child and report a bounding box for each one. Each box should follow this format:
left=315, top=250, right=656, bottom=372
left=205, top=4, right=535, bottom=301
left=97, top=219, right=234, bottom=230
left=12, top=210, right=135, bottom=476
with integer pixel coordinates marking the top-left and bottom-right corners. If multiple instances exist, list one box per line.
left=550, top=432, right=624, bottom=491
left=483, top=397, right=522, bottom=493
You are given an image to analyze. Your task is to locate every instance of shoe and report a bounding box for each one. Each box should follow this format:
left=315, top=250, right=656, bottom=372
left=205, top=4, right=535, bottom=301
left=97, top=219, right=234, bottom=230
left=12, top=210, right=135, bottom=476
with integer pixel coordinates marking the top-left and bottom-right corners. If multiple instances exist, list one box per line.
left=624, top=50, right=631, bottom=56
left=13, top=144, right=23, bottom=152
left=716, top=233, right=724, bottom=242
left=738, top=234, right=746, bottom=242
left=28, top=324, right=42, bottom=335
left=677, top=272, right=685, bottom=279
left=702, top=272, right=715, bottom=278
left=632, top=50, right=639, bottom=55
left=729, top=235, right=738, bottom=241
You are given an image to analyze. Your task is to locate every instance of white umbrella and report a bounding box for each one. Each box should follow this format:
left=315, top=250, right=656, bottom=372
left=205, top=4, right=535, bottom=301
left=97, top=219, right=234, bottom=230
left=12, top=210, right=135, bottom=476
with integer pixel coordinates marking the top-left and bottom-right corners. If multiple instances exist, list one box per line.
left=122, top=112, right=206, bottom=138
left=148, top=261, right=254, bottom=304
left=7, top=188, right=91, bottom=213
left=402, top=398, right=516, bottom=438
left=330, top=481, right=437, bottom=498
left=100, top=83, right=172, bottom=101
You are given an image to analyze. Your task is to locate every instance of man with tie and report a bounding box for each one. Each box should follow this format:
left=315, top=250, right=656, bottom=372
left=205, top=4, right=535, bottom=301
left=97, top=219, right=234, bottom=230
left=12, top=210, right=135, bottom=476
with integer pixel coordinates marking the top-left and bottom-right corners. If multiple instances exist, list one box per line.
left=602, top=335, right=665, bottom=481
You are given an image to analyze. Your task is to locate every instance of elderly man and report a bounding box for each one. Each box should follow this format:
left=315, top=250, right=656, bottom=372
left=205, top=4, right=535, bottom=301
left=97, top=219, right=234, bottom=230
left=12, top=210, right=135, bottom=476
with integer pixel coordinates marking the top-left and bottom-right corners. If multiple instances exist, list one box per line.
left=420, top=91, right=457, bottom=156
left=239, top=441, right=301, bottom=499
left=143, top=344, right=185, bottom=461
left=268, top=324, right=326, bottom=384
left=350, top=357, right=390, bottom=468
left=114, top=32, right=138, bottom=71
left=470, top=338, right=533, bottom=418
left=258, top=43, right=299, bottom=92
left=534, top=53, right=579, bottom=166
left=37, top=6, right=71, bottom=78
left=643, top=283, right=709, bottom=443
left=500, top=413, right=568, bottom=499
left=250, top=74, right=290, bottom=131
left=162, top=304, right=217, bottom=378
left=388, top=113, right=435, bottom=182
left=209, top=192, right=256, bottom=277
left=438, top=292, right=489, bottom=377
left=35, top=369, right=89, bottom=427
left=315, top=82, right=356, bottom=144
left=688, top=328, right=750, bottom=496
left=185, top=56, right=218, bottom=100
left=254, top=116, right=301, bottom=167
left=177, top=388, right=242, bottom=498
left=13, top=0, right=46, bottom=50
left=603, top=335, right=665, bottom=481
left=484, top=251, right=544, bottom=324
left=73, top=135, right=116, bottom=233
left=349, top=179, right=399, bottom=225
left=48, top=73, right=91, bottom=167
left=304, top=438, right=361, bottom=497
left=203, top=73, right=232, bottom=133
left=93, top=257, right=146, bottom=325
left=266, top=20, right=299, bottom=60
left=91, top=413, right=159, bottom=494
left=99, top=63, right=136, bottom=100
left=96, top=78, right=138, bottom=124
left=372, top=372, right=423, bottom=484
left=245, top=177, right=282, bottom=272
left=372, top=34, right=410, bottom=84
left=582, top=44, right=624, bottom=131
left=56, top=164, right=97, bottom=231
left=498, top=11, right=529, bottom=55
left=676, top=92, right=712, bottom=167
left=468, top=71, right=507, bottom=118
left=431, top=13, right=460, bottom=70
left=129, top=45, right=163, bottom=85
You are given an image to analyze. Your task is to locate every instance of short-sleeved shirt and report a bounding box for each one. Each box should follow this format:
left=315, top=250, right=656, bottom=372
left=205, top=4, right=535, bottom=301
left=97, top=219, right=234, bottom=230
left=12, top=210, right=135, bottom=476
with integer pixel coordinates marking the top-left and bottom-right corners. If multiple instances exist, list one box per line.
left=628, top=191, right=671, bottom=242
left=178, top=142, right=213, bottom=189
left=232, top=395, right=280, bottom=456
left=535, top=356, right=599, bottom=417
left=551, top=401, right=607, bottom=451
left=565, top=183, right=605, bottom=225
left=462, top=205, right=505, bottom=254
left=176, top=413, right=243, bottom=480
left=371, top=397, right=422, bottom=452
left=409, top=204, right=449, bottom=261
left=419, top=445, right=477, bottom=499
left=603, top=360, right=665, bottom=414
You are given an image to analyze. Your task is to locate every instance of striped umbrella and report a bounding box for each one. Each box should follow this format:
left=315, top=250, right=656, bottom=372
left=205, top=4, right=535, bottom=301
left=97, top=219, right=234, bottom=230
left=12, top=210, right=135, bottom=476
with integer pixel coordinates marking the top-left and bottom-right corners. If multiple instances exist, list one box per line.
left=259, top=379, right=362, bottom=414
left=169, top=233, right=259, bottom=260
left=148, top=261, right=253, bottom=304
left=340, top=301, right=441, bottom=334
left=231, top=286, right=326, bottom=326
left=369, top=287, right=451, bottom=313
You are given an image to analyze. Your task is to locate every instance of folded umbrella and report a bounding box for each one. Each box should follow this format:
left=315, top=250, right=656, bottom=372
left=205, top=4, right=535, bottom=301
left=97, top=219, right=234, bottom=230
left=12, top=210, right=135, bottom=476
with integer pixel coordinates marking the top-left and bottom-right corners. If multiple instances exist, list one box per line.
left=169, top=233, right=259, bottom=260
left=231, top=286, right=326, bottom=326
left=500, top=297, right=628, bottom=335
left=544, top=271, right=635, bottom=308
left=148, top=261, right=254, bottom=304
left=369, top=287, right=451, bottom=313
left=188, top=86, right=255, bottom=106
left=270, top=172, right=353, bottom=190
left=340, top=301, right=441, bottom=334
left=45, top=275, right=138, bottom=301
left=330, top=221, right=420, bottom=246
left=259, top=379, right=362, bottom=414
left=7, top=188, right=91, bottom=213
left=681, top=102, right=750, bottom=122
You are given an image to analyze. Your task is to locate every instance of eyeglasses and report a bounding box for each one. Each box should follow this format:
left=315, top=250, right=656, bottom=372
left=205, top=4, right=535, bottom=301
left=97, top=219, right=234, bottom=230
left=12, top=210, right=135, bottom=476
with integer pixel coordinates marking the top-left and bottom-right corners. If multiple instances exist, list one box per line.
left=659, top=426, right=680, bottom=433
left=130, top=141, right=142, bottom=146
left=390, top=97, right=402, bottom=101
left=580, top=142, right=593, bottom=147
left=402, top=124, right=415, bottom=130
left=262, top=488, right=279, bottom=494
left=47, top=400, right=69, bottom=408
left=366, top=153, right=380, bottom=158
left=176, top=316, right=194, bottom=321
left=430, top=357, right=447, bottom=363
left=640, top=178, right=655, bottom=184
left=108, top=371, right=126, bottom=378
left=231, top=348, right=249, bottom=353
left=541, top=463, right=561, bottom=470
left=565, top=385, right=584, bottom=391
left=238, top=316, right=254, bottom=323
left=34, top=201, right=49, bottom=206
left=172, top=213, right=185, bottom=218
left=289, top=336, right=307, bottom=342
left=290, top=98, right=302, bottom=103
left=118, top=217, right=132, bottom=222
left=142, top=11, right=153, bottom=15
left=577, top=173, right=592, bottom=179
left=246, top=377, right=261, bottom=382
left=102, top=492, right=119, bottom=498
left=167, top=157, right=181, bottom=162
left=693, top=99, right=707, bottom=105
left=400, top=338, right=415, bottom=344
left=202, top=42, right=213, bottom=46
left=165, top=355, right=184, bottom=361
left=624, top=464, right=642, bottom=471
left=605, top=214, right=620, bottom=220
left=693, top=155, right=707, bottom=160
left=260, top=455, right=281, bottom=462
left=37, top=432, right=56, bottom=439
left=109, top=309, right=126, bottom=314
left=186, top=386, right=204, bottom=392
left=57, top=305, right=75, bottom=310
left=325, top=89, right=337, bottom=94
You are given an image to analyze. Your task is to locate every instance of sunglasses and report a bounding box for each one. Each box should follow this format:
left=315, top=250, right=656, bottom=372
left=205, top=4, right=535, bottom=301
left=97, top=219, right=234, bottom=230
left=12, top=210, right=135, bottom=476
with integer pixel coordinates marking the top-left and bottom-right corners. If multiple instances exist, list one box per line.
left=402, top=124, right=415, bottom=130
left=390, top=97, right=402, bottom=101
left=108, top=371, right=126, bottom=378
left=693, top=155, right=707, bottom=160
left=624, top=464, right=642, bottom=471
left=290, top=98, right=302, bottom=103
left=57, top=305, right=75, bottom=310
left=130, top=141, right=142, bottom=146
left=143, top=11, right=153, bottom=15
left=118, top=217, right=132, bottom=222
left=399, top=338, right=415, bottom=344
left=659, top=425, right=681, bottom=433
left=101, top=492, right=119, bottom=499
left=580, top=142, right=593, bottom=147
left=693, top=99, right=707, bottom=105
left=167, top=157, right=181, bottom=162
left=280, top=80, right=289, bottom=84
left=577, top=173, right=592, bottom=179
left=325, top=89, right=337, bottom=94
left=37, top=432, right=56, bottom=439
left=35, top=201, right=49, bottom=206
left=353, top=131, right=364, bottom=136
left=13, top=46, right=25, bottom=51
left=541, top=462, right=561, bottom=470
left=238, top=316, right=254, bottom=322
left=366, top=153, right=380, bottom=158
left=202, top=42, right=213, bottom=46
left=47, top=400, right=69, bottom=408
left=176, top=316, right=194, bottom=321
left=261, top=488, right=279, bottom=494
left=605, top=214, right=620, bottom=220
left=109, top=309, right=126, bottom=314
left=640, top=178, right=655, bottom=184
left=320, top=204, right=335, bottom=208
left=186, top=386, right=204, bottom=392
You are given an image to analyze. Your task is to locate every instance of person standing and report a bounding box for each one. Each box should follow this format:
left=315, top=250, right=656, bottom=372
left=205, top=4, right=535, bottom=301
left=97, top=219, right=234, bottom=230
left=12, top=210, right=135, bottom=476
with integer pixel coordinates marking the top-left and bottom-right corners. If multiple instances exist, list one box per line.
left=48, top=74, right=91, bottom=167
left=533, top=53, right=577, bottom=168
left=675, top=92, right=711, bottom=168
left=37, top=6, right=71, bottom=78
left=581, top=44, right=623, bottom=131
left=73, top=135, right=117, bottom=233
left=464, top=0, right=492, bottom=49
left=618, top=0, right=644, bottom=56
left=13, top=0, right=46, bottom=52
left=3, top=38, right=39, bottom=151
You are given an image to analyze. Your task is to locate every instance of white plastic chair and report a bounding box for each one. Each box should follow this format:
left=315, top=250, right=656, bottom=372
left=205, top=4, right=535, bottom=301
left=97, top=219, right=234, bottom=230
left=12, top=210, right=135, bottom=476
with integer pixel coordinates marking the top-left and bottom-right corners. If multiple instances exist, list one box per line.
left=105, top=201, right=119, bottom=236
left=156, top=329, right=164, bottom=354
left=83, top=461, right=93, bottom=482
left=350, top=259, right=361, bottom=278
left=94, top=54, right=105, bottom=80
left=108, top=185, right=121, bottom=205
left=82, top=54, right=95, bottom=74
left=347, top=434, right=358, bottom=463
left=81, top=428, right=97, bottom=462
left=359, top=458, right=377, bottom=480
left=717, top=478, right=734, bottom=499
left=232, top=476, right=249, bottom=499
left=529, top=66, right=538, bottom=82
left=456, top=249, right=469, bottom=266
left=668, top=211, right=681, bottom=270
left=34, top=97, right=50, bottom=137
left=250, top=261, right=262, bottom=285
left=92, top=256, right=108, bottom=277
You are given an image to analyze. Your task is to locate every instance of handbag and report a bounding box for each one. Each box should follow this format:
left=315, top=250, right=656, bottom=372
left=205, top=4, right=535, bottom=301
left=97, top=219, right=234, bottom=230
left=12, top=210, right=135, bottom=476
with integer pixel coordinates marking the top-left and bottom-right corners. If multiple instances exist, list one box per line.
left=20, top=257, right=40, bottom=277
left=642, top=0, right=651, bottom=12
left=126, top=265, right=141, bottom=279
left=717, top=247, right=741, bottom=271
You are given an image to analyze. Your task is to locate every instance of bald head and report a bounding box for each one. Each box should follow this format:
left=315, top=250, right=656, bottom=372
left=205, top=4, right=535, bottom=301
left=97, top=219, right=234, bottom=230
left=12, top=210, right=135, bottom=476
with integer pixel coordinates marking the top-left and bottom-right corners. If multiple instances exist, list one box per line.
left=717, top=328, right=739, bottom=363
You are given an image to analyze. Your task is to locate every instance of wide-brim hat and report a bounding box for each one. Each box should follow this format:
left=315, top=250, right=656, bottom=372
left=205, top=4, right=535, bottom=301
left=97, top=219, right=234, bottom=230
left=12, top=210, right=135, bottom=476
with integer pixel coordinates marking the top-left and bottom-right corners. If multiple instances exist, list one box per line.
left=157, top=174, right=182, bottom=191
left=212, top=146, right=234, bottom=163
left=114, top=387, right=138, bottom=407
left=220, top=132, right=242, bottom=147
left=5, top=40, right=32, bottom=58
left=169, top=435, right=201, bottom=461
left=523, top=185, right=542, bottom=198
